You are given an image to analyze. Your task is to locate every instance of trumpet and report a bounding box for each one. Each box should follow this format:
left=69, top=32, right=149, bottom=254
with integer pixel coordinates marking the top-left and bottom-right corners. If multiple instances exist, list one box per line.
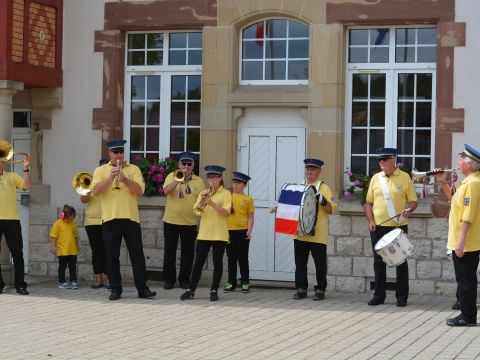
left=411, top=168, right=457, bottom=184
left=112, top=159, right=122, bottom=190
left=0, top=140, right=29, bottom=164
left=72, top=172, right=93, bottom=196
left=194, top=186, right=214, bottom=213
left=174, top=169, right=185, bottom=182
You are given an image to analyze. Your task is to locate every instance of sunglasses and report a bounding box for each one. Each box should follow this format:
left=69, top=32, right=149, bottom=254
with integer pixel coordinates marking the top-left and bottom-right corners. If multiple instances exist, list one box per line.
left=181, top=162, right=193, bottom=167
left=379, top=157, right=394, bottom=162
left=111, top=149, right=124, bottom=154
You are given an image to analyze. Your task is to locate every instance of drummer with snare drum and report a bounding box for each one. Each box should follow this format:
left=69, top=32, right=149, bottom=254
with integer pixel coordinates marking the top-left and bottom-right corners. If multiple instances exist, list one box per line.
left=365, top=148, right=417, bottom=307
left=293, top=158, right=336, bottom=301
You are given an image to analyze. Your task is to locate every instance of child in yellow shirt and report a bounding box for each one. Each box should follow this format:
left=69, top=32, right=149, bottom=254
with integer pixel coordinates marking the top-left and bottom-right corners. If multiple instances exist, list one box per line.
left=224, top=172, right=254, bottom=293
left=50, top=205, right=79, bottom=289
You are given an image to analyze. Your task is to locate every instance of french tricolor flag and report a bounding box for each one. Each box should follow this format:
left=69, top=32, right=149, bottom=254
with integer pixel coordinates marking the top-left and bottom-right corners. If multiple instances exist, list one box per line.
left=275, top=190, right=302, bottom=235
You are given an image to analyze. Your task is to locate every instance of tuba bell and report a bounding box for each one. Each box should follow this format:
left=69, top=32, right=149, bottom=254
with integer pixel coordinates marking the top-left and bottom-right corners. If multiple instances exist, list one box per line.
left=72, top=172, right=93, bottom=196
left=174, top=169, right=185, bottom=182
left=0, top=140, right=29, bottom=164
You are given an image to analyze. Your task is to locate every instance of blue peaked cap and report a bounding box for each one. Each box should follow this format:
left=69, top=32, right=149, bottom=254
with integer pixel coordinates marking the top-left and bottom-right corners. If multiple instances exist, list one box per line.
left=204, top=165, right=226, bottom=175
left=304, top=158, right=324, bottom=168
left=232, top=171, right=251, bottom=183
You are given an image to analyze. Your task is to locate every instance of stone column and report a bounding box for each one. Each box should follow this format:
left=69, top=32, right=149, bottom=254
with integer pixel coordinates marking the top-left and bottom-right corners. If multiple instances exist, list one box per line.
left=0, top=80, right=24, bottom=286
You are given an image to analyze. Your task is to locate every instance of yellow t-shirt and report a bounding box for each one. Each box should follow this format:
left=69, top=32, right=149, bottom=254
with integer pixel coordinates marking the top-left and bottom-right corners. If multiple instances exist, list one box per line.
left=162, top=172, right=205, bottom=225
left=366, top=168, right=418, bottom=227
left=0, top=171, right=24, bottom=220
left=228, top=193, right=254, bottom=230
left=84, top=194, right=102, bottom=226
left=91, top=162, right=145, bottom=223
left=50, top=219, right=79, bottom=256
left=296, top=181, right=337, bottom=244
left=194, top=186, right=232, bottom=242
left=448, top=172, right=480, bottom=252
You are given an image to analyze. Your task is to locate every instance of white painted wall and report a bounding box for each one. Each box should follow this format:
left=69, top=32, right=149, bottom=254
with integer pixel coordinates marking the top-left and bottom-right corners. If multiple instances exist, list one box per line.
left=43, top=0, right=105, bottom=208
left=453, top=0, right=480, bottom=162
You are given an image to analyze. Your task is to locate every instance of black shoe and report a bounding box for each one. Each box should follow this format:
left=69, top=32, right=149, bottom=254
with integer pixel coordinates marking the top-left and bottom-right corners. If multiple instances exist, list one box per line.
left=293, top=290, right=307, bottom=300
left=16, top=288, right=29, bottom=295
left=452, top=300, right=461, bottom=310
left=180, top=290, right=194, bottom=300
left=396, top=298, right=408, bottom=307
left=368, top=296, right=385, bottom=306
left=446, top=315, right=476, bottom=327
left=91, top=283, right=105, bottom=289
left=109, top=291, right=122, bottom=301
left=179, top=281, right=189, bottom=290
left=313, top=288, right=325, bottom=301
left=138, top=289, right=156, bottom=299
left=163, top=282, right=174, bottom=290
left=210, top=290, right=219, bottom=302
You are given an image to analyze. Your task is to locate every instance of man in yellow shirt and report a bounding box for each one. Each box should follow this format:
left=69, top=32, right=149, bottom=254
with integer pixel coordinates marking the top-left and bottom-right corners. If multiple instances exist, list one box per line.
left=365, top=148, right=417, bottom=307
left=162, top=152, right=205, bottom=290
left=293, top=158, right=337, bottom=301
left=436, top=144, right=480, bottom=326
left=0, top=141, right=30, bottom=295
left=91, top=140, right=156, bottom=301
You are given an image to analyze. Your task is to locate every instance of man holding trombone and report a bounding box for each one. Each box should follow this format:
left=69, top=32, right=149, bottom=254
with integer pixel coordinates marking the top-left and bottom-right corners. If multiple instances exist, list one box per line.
left=162, top=152, right=205, bottom=290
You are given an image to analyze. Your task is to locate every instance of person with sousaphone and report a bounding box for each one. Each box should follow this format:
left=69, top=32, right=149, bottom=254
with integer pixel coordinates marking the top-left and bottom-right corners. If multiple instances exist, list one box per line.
left=162, top=152, right=205, bottom=290
left=0, top=140, right=31, bottom=295
left=365, top=148, right=417, bottom=307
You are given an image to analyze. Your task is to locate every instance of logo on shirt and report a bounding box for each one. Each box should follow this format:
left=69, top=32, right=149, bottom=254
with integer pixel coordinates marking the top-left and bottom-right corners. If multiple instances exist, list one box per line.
left=464, top=197, right=471, bottom=206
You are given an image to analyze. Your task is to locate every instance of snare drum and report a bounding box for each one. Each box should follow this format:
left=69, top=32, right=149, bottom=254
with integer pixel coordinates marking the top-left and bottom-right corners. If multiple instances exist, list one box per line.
left=374, top=228, right=414, bottom=266
left=275, top=183, right=318, bottom=236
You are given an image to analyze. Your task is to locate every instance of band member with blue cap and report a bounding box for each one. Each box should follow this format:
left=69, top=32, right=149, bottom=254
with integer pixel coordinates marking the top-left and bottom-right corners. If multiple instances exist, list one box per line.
left=162, top=152, right=205, bottom=290
left=365, top=147, right=417, bottom=307
left=435, top=144, right=480, bottom=326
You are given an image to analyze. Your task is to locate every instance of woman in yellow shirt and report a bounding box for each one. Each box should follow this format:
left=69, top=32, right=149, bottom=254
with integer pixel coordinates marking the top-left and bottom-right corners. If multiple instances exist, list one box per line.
left=50, top=205, right=79, bottom=289
left=180, top=165, right=232, bottom=301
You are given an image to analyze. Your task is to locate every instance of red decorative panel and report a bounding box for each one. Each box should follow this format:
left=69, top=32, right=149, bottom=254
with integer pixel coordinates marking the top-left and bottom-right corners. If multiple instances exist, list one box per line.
left=27, top=2, right=56, bottom=68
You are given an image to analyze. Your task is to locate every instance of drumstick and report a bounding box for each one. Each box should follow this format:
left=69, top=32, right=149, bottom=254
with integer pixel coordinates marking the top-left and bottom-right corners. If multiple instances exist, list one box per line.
left=377, top=208, right=411, bottom=226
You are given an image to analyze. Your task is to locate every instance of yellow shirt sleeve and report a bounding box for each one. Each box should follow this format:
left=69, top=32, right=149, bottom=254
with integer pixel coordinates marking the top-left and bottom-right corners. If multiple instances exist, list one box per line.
left=132, top=165, right=146, bottom=194
left=50, top=220, right=59, bottom=238
left=222, top=191, right=232, bottom=212
left=74, top=223, right=79, bottom=238
left=365, top=175, right=376, bottom=204
left=163, top=172, right=174, bottom=187
left=322, top=183, right=337, bottom=214
left=13, top=173, right=24, bottom=190
left=461, top=182, right=480, bottom=223
left=405, top=173, right=418, bottom=203
left=91, top=166, right=106, bottom=189
left=247, top=196, right=255, bottom=214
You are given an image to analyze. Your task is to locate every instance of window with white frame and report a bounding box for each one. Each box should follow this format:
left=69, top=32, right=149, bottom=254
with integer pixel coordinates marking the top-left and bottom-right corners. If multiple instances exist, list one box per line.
left=240, top=19, right=309, bottom=84
left=345, top=26, right=436, bottom=177
left=125, top=31, right=202, bottom=162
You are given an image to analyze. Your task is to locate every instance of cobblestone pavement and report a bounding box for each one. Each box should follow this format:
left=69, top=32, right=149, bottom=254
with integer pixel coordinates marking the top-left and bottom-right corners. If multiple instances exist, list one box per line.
left=1, top=276, right=480, bottom=360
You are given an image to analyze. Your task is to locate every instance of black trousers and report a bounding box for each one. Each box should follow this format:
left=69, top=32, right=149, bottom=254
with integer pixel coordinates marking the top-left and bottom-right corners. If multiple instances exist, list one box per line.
left=226, top=230, right=250, bottom=286
left=294, top=239, right=327, bottom=291
left=162, top=222, right=196, bottom=285
left=103, top=219, right=148, bottom=293
left=190, top=240, right=226, bottom=292
left=370, top=225, right=409, bottom=300
left=58, top=255, right=77, bottom=283
left=85, top=225, right=106, bottom=275
left=0, top=220, right=26, bottom=290
left=453, top=251, right=480, bottom=321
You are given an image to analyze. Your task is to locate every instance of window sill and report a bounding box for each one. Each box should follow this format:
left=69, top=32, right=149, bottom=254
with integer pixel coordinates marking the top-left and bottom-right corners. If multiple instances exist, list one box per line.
left=138, top=195, right=166, bottom=209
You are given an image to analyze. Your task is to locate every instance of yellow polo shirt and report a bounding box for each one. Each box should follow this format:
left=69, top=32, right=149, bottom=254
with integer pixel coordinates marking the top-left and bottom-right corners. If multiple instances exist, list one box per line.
left=163, top=172, right=205, bottom=225
left=50, top=219, right=79, bottom=256
left=447, top=172, right=480, bottom=252
left=84, top=194, right=102, bottom=226
left=366, top=168, right=417, bottom=227
left=91, top=162, right=145, bottom=223
left=297, top=181, right=337, bottom=244
left=0, top=171, right=24, bottom=220
left=227, top=193, right=254, bottom=230
left=194, top=186, right=232, bottom=242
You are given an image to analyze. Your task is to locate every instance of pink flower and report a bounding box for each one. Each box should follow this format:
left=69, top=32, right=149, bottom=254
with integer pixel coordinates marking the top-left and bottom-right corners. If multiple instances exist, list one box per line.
left=148, top=170, right=153, bottom=175
left=343, top=191, right=352, bottom=200
left=134, top=155, right=141, bottom=161
left=354, top=180, right=361, bottom=186
left=347, top=171, right=353, bottom=177
left=159, top=167, right=165, bottom=174
left=158, top=176, right=164, bottom=183
left=157, top=188, right=164, bottom=194
left=150, top=165, right=158, bottom=172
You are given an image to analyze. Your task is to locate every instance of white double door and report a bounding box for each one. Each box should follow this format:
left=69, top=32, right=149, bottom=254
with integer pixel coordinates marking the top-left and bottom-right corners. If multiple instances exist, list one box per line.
left=239, top=124, right=306, bottom=281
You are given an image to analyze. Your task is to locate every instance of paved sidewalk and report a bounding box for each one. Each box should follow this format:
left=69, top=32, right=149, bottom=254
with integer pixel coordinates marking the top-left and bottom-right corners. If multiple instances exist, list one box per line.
left=1, top=276, right=479, bottom=360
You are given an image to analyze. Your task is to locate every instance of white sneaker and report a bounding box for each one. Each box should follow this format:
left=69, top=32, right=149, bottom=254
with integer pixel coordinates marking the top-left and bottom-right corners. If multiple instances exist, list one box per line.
left=58, top=282, right=71, bottom=289
left=71, top=281, right=79, bottom=290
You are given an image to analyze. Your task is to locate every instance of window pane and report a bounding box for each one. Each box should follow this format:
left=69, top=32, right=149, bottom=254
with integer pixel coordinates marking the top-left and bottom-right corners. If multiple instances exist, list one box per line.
left=147, top=33, right=163, bottom=48
left=128, top=34, right=144, bottom=49
left=169, top=50, right=186, bottom=65
left=415, top=130, right=431, bottom=155
left=243, top=41, right=263, bottom=59
left=243, top=23, right=261, bottom=39
left=171, top=76, right=186, bottom=100
left=287, top=60, right=308, bottom=80
left=418, top=28, right=436, bottom=45
left=396, top=46, right=415, bottom=63
left=415, top=157, right=430, bottom=172
left=289, top=21, right=308, bottom=38
left=188, top=76, right=201, bottom=100
left=288, top=40, right=308, bottom=58
left=147, top=102, right=160, bottom=125
left=131, top=76, right=145, bottom=100
left=369, top=157, right=379, bottom=175
left=371, top=74, right=386, bottom=99
left=131, top=102, right=145, bottom=125
left=187, top=102, right=201, bottom=126
left=416, top=103, right=431, bottom=127
left=397, top=130, right=413, bottom=155
left=147, top=51, right=162, bottom=65
left=171, top=102, right=185, bottom=125
left=188, top=50, right=202, bottom=65
left=266, top=19, right=287, bottom=38
left=170, top=33, right=186, bottom=48
left=351, top=156, right=367, bottom=174
left=417, top=73, right=432, bottom=99
left=242, top=61, right=263, bottom=80
left=349, top=29, right=368, bottom=45
left=397, top=102, right=414, bottom=127
left=188, top=32, right=202, bottom=48
left=128, top=51, right=145, bottom=66
left=351, top=129, right=367, bottom=153
left=370, top=102, right=385, bottom=126
left=396, top=29, right=415, bottom=45
left=170, top=128, right=185, bottom=151
left=352, top=74, right=368, bottom=99
left=146, top=76, right=160, bottom=100
left=187, top=128, right=200, bottom=152
left=13, top=112, right=29, bottom=127
left=130, top=128, right=144, bottom=151
left=397, top=157, right=412, bottom=171
left=370, top=129, right=384, bottom=152
left=265, top=40, right=286, bottom=59
left=417, top=47, right=436, bottom=62
left=349, top=47, right=368, bottom=63
left=265, top=61, right=286, bottom=80
left=370, top=29, right=389, bottom=45
left=146, top=128, right=159, bottom=151
left=370, top=47, right=389, bottom=63
left=352, top=102, right=368, bottom=126
left=398, top=74, right=415, bottom=99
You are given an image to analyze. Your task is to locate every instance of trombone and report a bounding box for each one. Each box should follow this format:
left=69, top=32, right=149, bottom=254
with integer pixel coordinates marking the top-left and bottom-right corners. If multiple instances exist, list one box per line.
left=0, top=140, right=29, bottom=164
left=411, top=168, right=457, bottom=184
left=72, top=172, right=93, bottom=196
